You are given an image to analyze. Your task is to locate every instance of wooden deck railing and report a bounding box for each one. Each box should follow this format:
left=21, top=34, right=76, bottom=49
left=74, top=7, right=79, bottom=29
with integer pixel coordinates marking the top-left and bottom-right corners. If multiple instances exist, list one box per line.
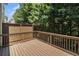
left=33, top=31, right=79, bottom=55
left=1, top=30, right=79, bottom=55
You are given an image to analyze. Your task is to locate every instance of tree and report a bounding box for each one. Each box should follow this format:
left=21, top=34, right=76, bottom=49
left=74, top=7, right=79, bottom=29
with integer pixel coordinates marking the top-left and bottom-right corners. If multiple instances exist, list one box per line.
left=13, top=3, right=51, bottom=31
left=13, top=3, right=79, bottom=37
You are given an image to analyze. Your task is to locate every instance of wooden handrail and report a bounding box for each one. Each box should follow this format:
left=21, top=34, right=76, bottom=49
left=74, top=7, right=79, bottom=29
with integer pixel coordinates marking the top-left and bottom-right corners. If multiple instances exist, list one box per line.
left=34, top=31, right=79, bottom=40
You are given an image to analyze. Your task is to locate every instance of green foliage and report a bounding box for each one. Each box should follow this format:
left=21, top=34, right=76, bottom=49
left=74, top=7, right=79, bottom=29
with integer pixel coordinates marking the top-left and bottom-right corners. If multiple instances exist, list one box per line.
left=13, top=3, right=79, bottom=37
left=13, top=4, right=50, bottom=25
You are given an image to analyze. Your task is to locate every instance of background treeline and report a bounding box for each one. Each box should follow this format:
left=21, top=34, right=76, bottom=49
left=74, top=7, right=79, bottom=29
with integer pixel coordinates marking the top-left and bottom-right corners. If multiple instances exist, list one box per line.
left=13, top=3, right=79, bottom=37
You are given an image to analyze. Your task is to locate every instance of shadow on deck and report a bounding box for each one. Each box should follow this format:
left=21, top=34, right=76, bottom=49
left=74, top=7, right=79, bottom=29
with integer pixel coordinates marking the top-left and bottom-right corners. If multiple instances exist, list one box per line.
left=0, top=39, right=73, bottom=56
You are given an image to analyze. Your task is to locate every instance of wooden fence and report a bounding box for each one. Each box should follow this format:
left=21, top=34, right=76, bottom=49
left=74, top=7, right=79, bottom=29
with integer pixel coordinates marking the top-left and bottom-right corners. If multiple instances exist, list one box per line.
left=2, top=23, right=33, bottom=46
left=33, top=31, right=79, bottom=55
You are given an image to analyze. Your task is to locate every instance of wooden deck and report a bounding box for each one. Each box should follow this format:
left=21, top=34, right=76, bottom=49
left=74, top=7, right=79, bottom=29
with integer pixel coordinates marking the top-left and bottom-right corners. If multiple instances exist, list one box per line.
left=0, top=39, right=73, bottom=56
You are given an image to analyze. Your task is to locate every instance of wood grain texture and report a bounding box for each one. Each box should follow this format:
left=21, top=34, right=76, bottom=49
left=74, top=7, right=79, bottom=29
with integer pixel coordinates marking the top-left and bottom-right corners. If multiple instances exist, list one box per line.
left=1, top=39, right=73, bottom=56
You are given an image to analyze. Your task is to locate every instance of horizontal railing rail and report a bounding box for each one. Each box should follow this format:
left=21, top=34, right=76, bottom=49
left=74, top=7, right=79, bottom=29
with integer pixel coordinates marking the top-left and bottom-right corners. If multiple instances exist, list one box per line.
left=33, top=31, right=79, bottom=55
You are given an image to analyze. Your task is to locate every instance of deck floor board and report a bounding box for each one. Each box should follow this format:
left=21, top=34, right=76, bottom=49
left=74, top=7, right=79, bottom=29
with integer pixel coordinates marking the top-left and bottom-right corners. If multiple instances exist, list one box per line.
left=1, top=39, right=73, bottom=56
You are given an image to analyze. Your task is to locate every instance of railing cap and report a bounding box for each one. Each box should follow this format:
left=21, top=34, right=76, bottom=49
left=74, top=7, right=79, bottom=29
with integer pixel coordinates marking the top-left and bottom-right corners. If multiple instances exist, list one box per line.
left=34, top=31, right=79, bottom=40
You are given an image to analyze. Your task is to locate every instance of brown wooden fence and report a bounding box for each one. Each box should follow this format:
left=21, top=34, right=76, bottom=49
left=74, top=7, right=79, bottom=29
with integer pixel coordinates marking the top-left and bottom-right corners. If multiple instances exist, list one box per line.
left=2, top=23, right=33, bottom=46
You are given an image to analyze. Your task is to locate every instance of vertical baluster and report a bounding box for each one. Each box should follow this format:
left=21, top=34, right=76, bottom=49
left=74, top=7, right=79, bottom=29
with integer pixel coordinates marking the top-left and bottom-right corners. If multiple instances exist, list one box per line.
left=51, top=35, right=53, bottom=44
left=44, top=34, right=45, bottom=41
left=76, top=40, right=78, bottom=54
left=71, top=39, right=74, bottom=52
left=58, top=36, right=60, bottom=47
left=61, top=37, right=63, bottom=48
left=58, top=36, right=60, bottom=46
left=53, top=35, right=54, bottom=44
left=48, top=35, right=50, bottom=43
left=47, top=35, right=48, bottom=42
left=34, top=32, right=37, bottom=38
left=60, top=37, right=62, bottom=47
left=42, top=33, right=43, bottom=40
left=54, top=36, right=56, bottom=44
left=61, top=37, right=63, bottom=47
left=49, top=35, right=52, bottom=45
left=72, top=39, right=74, bottom=52
left=38, top=32, right=39, bottom=39
left=63, top=37, right=65, bottom=48
left=38, top=33, right=39, bottom=39
left=55, top=36, right=58, bottom=45
left=57, top=36, right=58, bottom=46
left=59, top=37, right=61, bottom=47
left=33, top=32, right=36, bottom=38
left=42, top=33, right=44, bottom=40
left=56, top=36, right=58, bottom=46
left=52, top=35, right=54, bottom=44
left=59, top=37, right=61, bottom=46
left=43, top=34, right=44, bottom=41
left=55, top=36, right=57, bottom=45
left=76, top=40, right=78, bottom=53
left=65, top=38, right=67, bottom=49
left=53, top=36, right=55, bottom=45
left=60, top=36, right=62, bottom=47
left=64, top=38, right=65, bottom=49
left=68, top=39, right=70, bottom=51
left=74, top=40, right=77, bottom=53
left=57, top=36, right=59, bottom=46
left=66, top=38, right=67, bottom=50
left=37, top=32, right=38, bottom=38
left=36, top=32, right=37, bottom=38
left=67, top=38, right=70, bottom=50
left=45, top=34, right=46, bottom=41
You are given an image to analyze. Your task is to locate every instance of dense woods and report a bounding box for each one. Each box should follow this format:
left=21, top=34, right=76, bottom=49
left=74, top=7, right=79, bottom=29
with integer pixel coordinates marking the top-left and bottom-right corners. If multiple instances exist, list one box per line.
left=13, top=3, right=79, bottom=37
